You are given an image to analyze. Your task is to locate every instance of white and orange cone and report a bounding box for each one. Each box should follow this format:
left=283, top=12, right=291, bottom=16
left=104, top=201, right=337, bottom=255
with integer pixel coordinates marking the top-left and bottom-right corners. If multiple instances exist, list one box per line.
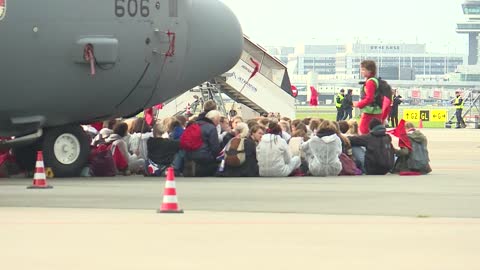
left=157, top=167, right=183, bottom=214
left=27, top=151, right=53, bottom=189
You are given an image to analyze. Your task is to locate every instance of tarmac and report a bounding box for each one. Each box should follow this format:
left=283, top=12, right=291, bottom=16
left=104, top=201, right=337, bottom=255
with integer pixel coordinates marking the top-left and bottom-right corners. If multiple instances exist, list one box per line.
left=1, top=128, right=479, bottom=270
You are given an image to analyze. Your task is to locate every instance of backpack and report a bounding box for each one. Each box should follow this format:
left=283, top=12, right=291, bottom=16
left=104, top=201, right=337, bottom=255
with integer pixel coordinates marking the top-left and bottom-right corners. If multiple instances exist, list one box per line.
left=338, top=153, right=359, bottom=176
left=109, top=143, right=128, bottom=171
left=179, top=123, right=204, bottom=151
left=407, top=140, right=429, bottom=170
left=368, top=77, right=393, bottom=107
left=368, top=135, right=394, bottom=173
left=224, top=137, right=246, bottom=167
left=89, top=144, right=116, bottom=177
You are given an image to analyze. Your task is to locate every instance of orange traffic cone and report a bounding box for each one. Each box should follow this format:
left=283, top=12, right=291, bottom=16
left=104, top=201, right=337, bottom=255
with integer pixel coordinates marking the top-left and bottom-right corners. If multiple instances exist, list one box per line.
left=157, top=167, right=183, bottom=213
left=418, top=119, right=423, bottom=129
left=27, top=151, right=53, bottom=189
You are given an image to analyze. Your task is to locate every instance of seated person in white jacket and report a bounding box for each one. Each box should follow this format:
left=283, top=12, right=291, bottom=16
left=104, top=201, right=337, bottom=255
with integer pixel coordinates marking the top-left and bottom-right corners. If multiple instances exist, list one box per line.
left=256, top=121, right=301, bottom=177
left=127, top=117, right=153, bottom=161
left=302, top=120, right=342, bottom=177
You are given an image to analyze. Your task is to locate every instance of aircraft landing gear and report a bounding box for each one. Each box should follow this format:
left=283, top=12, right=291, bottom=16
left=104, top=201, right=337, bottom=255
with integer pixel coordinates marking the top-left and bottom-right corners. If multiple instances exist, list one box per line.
left=42, top=125, right=90, bottom=177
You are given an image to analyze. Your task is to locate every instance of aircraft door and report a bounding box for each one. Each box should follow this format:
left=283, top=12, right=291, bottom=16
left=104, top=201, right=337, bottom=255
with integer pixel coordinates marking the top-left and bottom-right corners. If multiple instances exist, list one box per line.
left=140, top=0, right=185, bottom=107
left=144, top=1, right=171, bottom=64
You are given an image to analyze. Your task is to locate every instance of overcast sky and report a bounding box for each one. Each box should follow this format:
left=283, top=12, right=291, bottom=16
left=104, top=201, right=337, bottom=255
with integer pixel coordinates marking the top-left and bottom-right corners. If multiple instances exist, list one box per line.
left=221, top=0, right=468, bottom=54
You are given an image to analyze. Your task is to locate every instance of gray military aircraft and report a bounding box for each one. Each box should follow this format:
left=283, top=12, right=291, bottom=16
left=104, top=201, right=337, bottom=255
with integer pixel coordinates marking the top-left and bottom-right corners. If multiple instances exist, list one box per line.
left=0, top=0, right=243, bottom=176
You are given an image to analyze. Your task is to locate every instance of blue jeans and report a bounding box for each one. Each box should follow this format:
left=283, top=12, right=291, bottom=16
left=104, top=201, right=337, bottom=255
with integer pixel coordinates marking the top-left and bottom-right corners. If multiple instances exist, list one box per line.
left=342, top=108, right=353, bottom=120
left=352, top=146, right=366, bottom=173
left=456, top=109, right=466, bottom=128
left=173, top=150, right=185, bottom=173
left=336, top=108, right=345, bottom=121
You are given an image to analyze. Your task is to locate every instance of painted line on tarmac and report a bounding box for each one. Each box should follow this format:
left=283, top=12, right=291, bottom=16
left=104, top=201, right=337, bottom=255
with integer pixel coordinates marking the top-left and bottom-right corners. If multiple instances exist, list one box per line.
left=433, top=167, right=478, bottom=171
left=2, top=221, right=480, bottom=225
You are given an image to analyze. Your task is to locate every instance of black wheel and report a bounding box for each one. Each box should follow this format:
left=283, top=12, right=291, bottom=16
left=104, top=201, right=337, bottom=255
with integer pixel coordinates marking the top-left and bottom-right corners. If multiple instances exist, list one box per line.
left=42, top=125, right=90, bottom=177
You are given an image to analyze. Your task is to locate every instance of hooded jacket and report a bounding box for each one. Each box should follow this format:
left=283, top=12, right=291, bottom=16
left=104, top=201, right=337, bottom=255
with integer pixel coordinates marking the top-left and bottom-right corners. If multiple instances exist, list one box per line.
left=407, top=129, right=431, bottom=174
left=393, top=139, right=411, bottom=173
left=257, top=134, right=297, bottom=177
left=105, top=134, right=144, bottom=173
left=342, top=93, right=354, bottom=110
left=147, top=137, right=180, bottom=166
left=349, top=125, right=393, bottom=175
left=185, top=116, right=221, bottom=163
left=302, top=132, right=342, bottom=176
left=408, top=129, right=427, bottom=146
left=221, top=137, right=259, bottom=177
left=105, top=134, right=131, bottom=164
left=128, top=132, right=153, bottom=161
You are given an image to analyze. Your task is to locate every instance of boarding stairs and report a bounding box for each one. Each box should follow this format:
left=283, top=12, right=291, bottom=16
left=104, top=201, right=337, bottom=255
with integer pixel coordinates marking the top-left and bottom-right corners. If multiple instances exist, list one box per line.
left=157, top=36, right=296, bottom=119
left=447, top=89, right=480, bottom=128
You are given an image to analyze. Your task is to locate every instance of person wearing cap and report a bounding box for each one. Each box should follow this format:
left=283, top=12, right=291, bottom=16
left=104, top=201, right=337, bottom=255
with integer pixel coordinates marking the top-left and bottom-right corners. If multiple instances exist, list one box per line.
left=452, top=91, right=466, bottom=128
left=336, top=89, right=345, bottom=121
left=342, top=89, right=354, bottom=120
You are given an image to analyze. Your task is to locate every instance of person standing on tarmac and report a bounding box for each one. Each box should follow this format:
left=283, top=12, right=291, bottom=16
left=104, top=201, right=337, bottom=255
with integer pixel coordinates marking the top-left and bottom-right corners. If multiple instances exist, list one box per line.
left=342, top=89, right=354, bottom=120
left=452, top=90, right=467, bottom=129
left=355, top=60, right=383, bottom=134
left=336, top=89, right=345, bottom=121
left=390, top=89, right=403, bottom=128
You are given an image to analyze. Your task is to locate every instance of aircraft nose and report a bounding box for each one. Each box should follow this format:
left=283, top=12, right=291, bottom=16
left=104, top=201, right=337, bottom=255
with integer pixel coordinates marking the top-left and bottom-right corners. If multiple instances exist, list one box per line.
left=182, top=0, right=243, bottom=84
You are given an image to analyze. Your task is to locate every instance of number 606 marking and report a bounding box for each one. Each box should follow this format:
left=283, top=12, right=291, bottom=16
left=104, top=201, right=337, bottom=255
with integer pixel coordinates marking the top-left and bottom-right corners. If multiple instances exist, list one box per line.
left=115, top=0, right=150, bottom=17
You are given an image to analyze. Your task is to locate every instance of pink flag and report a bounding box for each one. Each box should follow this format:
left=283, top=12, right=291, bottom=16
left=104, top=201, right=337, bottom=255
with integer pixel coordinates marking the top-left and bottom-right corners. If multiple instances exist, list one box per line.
left=144, top=107, right=154, bottom=126
left=387, top=119, right=412, bottom=151
left=249, top=58, right=260, bottom=80
left=309, top=86, right=318, bottom=106
left=291, top=85, right=298, bottom=97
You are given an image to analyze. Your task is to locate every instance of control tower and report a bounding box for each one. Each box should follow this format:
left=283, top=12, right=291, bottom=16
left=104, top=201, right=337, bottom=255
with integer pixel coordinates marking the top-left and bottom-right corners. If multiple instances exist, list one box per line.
left=457, top=0, right=480, bottom=65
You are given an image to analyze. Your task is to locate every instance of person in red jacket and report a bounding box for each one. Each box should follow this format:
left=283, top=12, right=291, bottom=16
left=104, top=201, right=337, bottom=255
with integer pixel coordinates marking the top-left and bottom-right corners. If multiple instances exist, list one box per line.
left=356, top=60, right=383, bottom=134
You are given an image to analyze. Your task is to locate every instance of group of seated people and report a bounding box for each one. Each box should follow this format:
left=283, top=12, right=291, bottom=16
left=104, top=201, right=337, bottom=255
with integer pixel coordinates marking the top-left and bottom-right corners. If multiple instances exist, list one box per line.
left=85, top=100, right=432, bottom=177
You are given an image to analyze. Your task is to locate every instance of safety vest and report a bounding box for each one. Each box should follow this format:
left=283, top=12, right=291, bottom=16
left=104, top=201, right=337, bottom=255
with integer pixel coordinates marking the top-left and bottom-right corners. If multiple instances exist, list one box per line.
left=335, top=94, right=345, bottom=108
left=360, top=78, right=382, bottom=115
left=455, top=97, right=464, bottom=110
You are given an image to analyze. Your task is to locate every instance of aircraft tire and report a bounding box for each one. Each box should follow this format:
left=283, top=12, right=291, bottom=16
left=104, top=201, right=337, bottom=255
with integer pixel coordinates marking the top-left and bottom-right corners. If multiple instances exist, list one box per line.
left=42, top=125, right=90, bottom=177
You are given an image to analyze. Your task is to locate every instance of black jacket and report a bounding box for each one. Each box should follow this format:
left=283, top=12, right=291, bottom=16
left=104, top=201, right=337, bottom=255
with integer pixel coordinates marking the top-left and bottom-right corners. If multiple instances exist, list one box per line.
left=147, top=138, right=180, bottom=165
left=349, top=125, right=393, bottom=175
left=391, top=95, right=403, bottom=114
left=222, top=132, right=235, bottom=149
left=342, top=94, right=353, bottom=110
left=185, top=116, right=221, bottom=163
left=221, top=138, right=259, bottom=177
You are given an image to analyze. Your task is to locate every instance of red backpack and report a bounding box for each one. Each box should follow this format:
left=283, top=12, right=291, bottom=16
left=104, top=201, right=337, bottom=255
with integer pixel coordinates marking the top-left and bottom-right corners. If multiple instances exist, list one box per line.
left=109, top=144, right=128, bottom=171
left=89, top=145, right=116, bottom=177
left=180, top=123, right=204, bottom=151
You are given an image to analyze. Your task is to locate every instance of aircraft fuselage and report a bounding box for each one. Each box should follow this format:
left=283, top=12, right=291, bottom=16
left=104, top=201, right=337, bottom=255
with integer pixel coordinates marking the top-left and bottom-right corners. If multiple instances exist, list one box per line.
left=0, top=0, right=243, bottom=136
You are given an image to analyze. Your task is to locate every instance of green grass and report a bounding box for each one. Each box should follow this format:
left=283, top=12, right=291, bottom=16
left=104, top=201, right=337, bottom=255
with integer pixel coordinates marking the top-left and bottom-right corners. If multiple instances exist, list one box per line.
left=405, top=121, right=445, bottom=128
left=295, top=113, right=337, bottom=121
left=295, top=106, right=344, bottom=121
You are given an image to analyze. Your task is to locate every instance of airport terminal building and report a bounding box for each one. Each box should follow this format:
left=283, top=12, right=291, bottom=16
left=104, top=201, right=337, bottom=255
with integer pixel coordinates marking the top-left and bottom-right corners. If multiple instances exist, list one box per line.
left=267, top=43, right=464, bottom=80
